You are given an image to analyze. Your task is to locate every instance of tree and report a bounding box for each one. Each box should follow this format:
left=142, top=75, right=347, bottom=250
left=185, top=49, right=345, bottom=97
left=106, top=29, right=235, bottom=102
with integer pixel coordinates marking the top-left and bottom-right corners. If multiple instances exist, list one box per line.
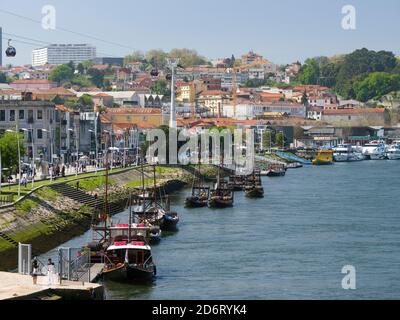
left=0, top=131, right=26, bottom=177
left=146, top=49, right=168, bottom=69
left=353, top=72, right=400, bottom=102
left=49, top=64, right=74, bottom=84
left=275, top=132, right=285, bottom=148
left=77, top=63, right=85, bottom=75
left=0, top=72, right=7, bottom=83
left=168, top=48, right=207, bottom=67
left=87, top=68, right=105, bottom=88
left=124, top=51, right=145, bottom=65
left=150, top=80, right=169, bottom=96
left=262, top=131, right=272, bottom=151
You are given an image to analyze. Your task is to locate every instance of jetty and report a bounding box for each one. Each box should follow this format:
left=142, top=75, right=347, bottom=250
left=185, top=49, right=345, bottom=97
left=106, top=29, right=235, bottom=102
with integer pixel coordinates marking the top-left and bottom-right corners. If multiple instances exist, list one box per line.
left=0, top=271, right=103, bottom=300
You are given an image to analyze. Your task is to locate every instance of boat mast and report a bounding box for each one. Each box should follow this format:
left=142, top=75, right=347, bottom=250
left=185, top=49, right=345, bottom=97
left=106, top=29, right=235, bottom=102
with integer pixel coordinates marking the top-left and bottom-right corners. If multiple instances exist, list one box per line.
left=128, top=192, right=132, bottom=243
left=104, top=147, right=109, bottom=240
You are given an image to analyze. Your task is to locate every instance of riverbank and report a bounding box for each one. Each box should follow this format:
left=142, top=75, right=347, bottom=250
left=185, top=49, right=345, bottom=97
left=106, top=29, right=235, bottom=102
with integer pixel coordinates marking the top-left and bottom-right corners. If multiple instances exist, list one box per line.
left=0, top=164, right=220, bottom=271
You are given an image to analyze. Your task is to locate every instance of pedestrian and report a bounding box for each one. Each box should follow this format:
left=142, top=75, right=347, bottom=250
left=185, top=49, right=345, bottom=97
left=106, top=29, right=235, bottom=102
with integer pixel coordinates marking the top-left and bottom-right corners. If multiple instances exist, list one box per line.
left=47, top=258, right=55, bottom=286
left=76, top=180, right=80, bottom=191
left=61, top=165, right=65, bottom=177
left=31, top=257, right=39, bottom=285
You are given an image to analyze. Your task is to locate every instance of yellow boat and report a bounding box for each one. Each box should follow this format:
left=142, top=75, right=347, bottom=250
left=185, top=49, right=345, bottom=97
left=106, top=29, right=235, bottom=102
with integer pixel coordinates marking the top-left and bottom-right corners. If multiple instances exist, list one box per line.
left=312, top=149, right=333, bottom=165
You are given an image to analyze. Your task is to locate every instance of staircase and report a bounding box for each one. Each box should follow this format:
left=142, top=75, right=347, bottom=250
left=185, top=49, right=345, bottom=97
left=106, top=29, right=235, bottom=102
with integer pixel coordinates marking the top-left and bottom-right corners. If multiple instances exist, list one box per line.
left=49, top=183, right=125, bottom=216
left=0, top=231, right=18, bottom=246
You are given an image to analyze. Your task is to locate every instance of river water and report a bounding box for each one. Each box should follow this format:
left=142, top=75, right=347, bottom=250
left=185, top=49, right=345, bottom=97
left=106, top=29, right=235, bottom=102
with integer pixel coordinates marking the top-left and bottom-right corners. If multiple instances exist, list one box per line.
left=43, top=161, right=400, bottom=299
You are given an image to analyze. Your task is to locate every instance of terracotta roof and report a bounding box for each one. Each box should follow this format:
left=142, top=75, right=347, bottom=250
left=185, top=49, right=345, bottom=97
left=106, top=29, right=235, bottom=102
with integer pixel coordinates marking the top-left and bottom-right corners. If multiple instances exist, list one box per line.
left=95, top=93, right=112, bottom=97
left=55, top=104, right=73, bottom=112
left=12, top=79, right=55, bottom=84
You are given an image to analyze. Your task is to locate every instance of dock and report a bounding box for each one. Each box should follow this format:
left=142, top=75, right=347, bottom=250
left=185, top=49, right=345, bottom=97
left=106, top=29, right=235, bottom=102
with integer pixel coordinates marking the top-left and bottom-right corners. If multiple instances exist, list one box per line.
left=0, top=271, right=104, bottom=300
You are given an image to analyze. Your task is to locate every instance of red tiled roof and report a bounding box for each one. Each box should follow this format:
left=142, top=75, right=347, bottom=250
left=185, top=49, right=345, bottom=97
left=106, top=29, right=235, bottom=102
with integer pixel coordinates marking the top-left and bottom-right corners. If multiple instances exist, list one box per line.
left=199, top=90, right=227, bottom=96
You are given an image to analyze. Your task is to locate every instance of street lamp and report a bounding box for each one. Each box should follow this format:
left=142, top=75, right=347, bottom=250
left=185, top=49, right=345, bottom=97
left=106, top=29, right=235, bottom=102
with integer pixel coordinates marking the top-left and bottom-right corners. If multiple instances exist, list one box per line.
left=68, top=128, right=79, bottom=176
left=21, top=127, right=35, bottom=188
left=89, top=129, right=98, bottom=173
left=6, top=128, right=21, bottom=196
left=103, top=129, right=114, bottom=171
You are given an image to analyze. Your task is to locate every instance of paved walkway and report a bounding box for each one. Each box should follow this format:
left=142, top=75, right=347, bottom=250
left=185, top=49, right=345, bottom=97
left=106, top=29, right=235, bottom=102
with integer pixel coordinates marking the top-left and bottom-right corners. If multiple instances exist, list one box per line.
left=0, top=271, right=102, bottom=300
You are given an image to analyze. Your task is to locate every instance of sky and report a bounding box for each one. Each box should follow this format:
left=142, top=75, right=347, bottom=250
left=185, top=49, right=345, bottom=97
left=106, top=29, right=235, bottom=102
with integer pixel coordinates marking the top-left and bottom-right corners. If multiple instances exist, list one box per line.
left=0, top=0, right=399, bottom=66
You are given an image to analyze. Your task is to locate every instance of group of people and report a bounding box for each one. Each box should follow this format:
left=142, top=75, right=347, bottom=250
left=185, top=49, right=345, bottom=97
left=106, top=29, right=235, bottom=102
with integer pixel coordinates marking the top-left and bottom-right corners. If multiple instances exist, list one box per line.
left=31, top=257, right=56, bottom=286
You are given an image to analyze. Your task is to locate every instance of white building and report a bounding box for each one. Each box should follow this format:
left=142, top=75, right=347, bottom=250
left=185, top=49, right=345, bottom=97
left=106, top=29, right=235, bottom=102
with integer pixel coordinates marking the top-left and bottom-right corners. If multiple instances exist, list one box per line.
left=32, top=44, right=96, bottom=66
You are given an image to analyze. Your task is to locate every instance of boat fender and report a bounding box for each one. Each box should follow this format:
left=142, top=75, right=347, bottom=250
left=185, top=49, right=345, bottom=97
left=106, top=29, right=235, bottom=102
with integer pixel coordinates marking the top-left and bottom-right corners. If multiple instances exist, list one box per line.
left=154, top=265, right=157, bottom=276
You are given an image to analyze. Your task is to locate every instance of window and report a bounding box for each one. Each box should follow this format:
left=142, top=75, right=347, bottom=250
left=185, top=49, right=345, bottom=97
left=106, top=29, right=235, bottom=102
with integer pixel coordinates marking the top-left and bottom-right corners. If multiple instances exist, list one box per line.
left=37, top=110, right=43, bottom=120
left=37, top=129, right=43, bottom=139
left=9, top=110, right=15, bottom=122
left=19, top=110, right=25, bottom=120
left=0, top=110, right=5, bottom=121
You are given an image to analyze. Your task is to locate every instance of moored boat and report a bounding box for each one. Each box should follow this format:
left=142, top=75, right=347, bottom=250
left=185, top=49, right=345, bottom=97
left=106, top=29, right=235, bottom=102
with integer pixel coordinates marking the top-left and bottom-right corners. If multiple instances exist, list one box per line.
left=312, top=148, right=333, bottom=165
left=263, top=163, right=286, bottom=177
left=386, top=144, right=400, bottom=160
left=102, top=237, right=156, bottom=282
left=244, top=170, right=264, bottom=198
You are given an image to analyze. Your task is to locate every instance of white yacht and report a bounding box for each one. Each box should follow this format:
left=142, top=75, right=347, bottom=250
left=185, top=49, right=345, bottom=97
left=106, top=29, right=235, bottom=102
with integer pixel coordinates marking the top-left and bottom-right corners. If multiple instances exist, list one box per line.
left=386, top=144, right=400, bottom=160
left=362, top=141, right=387, bottom=160
left=333, top=144, right=364, bottom=162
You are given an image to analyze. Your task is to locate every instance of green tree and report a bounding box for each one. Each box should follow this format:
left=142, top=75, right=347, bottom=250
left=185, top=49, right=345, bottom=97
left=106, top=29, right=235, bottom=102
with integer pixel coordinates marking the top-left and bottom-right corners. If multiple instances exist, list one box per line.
left=87, top=68, right=105, bottom=88
left=146, top=49, right=168, bottom=69
left=150, top=79, right=169, bottom=95
left=275, top=132, right=285, bottom=148
left=353, top=72, right=400, bottom=102
left=169, top=48, right=207, bottom=67
left=0, top=72, right=7, bottom=83
left=262, top=131, right=272, bottom=151
left=77, top=63, right=85, bottom=74
left=49, top=64, right=74, bottom=84
left=0, top=131, right=26, bottom=177
left=124, top=51, right=145, bottom=65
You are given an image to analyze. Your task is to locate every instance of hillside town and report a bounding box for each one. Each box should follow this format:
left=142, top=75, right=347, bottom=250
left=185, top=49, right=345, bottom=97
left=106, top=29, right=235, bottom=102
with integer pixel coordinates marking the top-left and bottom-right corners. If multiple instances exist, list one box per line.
left=1, top=43, right=400, bottom=169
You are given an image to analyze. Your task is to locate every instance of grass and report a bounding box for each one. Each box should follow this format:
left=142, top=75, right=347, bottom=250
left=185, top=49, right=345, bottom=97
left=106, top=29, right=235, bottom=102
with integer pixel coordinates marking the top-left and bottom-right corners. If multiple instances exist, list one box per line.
left=15, top=198, right=39, bottom=214
left=68, top=176, right=114, bottom=191
left=125, top=178, right=153, bottom=188
left=36, top=187, right=60, bottom=202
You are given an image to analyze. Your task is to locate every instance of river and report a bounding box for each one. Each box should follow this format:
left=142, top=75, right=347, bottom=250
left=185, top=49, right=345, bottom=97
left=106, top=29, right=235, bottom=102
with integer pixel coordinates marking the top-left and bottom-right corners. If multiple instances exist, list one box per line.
left=42, top=160, right=400, bottom=299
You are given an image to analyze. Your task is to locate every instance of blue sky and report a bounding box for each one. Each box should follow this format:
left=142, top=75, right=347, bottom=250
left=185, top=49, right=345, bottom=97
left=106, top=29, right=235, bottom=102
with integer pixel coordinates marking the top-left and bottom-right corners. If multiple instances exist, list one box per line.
left=0, top=0, right=399, bottom=66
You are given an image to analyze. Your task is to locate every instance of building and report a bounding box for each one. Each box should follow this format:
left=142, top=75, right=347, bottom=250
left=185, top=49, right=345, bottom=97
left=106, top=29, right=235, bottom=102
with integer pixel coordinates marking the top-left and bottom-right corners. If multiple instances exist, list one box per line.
left=10, top=79, right=58, bottom=90
left=101, top=107, right=163, bottom=129
left=241, top=51, right=264, bottom=65
left=197, top=90, right=230, bottom=117
left=32, top=44, right=96, bottom=66
left=92, top=57, right=123, bottom=66
left=0, top=100, right=58, bottom=162
left=321, top=108, right=387, bottom=126
left=223, top=102, right=306, bottom=119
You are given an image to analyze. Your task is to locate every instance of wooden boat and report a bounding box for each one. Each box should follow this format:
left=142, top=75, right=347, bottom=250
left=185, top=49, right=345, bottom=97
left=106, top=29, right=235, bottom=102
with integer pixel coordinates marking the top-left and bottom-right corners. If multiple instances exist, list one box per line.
left=134, top=165, right=179, bottom=231
left=228, top=174, right=245, bottom=191
left=102, top=236, right=156, bottom=282
left=208, top=172, right=234, bottom=208
left=185, top=153, right=210, bottom=208
left=312, top=149, right=334, bottom=165
left=244, top=170, right=264, bottom=198
left=263, top=163, right=286, bottom=177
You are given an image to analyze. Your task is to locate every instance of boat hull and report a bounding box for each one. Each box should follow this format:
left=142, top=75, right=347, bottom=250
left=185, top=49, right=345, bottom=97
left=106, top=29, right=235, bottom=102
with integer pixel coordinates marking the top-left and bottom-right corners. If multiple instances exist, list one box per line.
left=266, top=170, right=285, bottom=177
left=103, top=264, right=155, bottom=282
left=160, top=213, right=179, bottom=231
left=208, top=197, right=233, bottom=208
left=245, top=187, right=264, bottom=198
left=185, top=197, right=208, bottom=208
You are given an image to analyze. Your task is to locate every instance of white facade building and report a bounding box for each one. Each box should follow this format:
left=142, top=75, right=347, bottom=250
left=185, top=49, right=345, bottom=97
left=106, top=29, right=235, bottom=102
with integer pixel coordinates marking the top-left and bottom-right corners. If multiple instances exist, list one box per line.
left=32, top=44, right=96, bottom=66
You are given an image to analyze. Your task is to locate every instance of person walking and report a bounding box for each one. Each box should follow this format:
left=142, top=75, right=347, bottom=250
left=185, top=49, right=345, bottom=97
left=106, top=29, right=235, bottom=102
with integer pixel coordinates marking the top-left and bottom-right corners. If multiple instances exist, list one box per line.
left=47, top=258, right=55, bottom=286
left=31, top=257, right=39, bottom=285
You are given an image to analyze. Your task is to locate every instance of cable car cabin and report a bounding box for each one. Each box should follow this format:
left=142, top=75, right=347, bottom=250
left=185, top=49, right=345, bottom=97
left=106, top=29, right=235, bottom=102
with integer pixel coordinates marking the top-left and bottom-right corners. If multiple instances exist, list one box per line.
left=6, top=40, right=16, bottom=57
left=150, top=69, right=159, bottom=77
